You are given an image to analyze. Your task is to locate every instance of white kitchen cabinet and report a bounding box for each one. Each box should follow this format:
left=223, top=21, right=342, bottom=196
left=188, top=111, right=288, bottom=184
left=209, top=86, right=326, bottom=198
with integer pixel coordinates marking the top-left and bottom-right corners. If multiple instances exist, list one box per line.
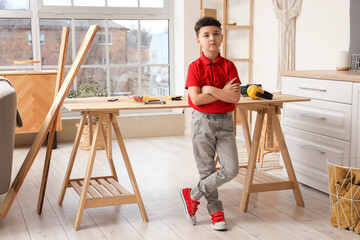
left=282, top=126, right=350, bottom=193
left=281, top=71, right=360, bottom=193
left=351, top=83, right=360, bottom=166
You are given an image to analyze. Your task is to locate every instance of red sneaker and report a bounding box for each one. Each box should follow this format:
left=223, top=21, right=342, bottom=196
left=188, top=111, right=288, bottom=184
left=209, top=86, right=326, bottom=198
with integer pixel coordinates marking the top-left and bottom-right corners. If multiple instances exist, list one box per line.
left=210, top=211, right=227, bottom=230
left=180, top=188, right=200, bottom=225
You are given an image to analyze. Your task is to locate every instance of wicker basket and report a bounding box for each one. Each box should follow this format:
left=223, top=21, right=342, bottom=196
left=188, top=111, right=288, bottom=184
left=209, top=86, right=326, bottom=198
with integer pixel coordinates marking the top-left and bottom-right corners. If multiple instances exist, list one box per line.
left=257, top=114, right=281, bottom=167
left=328, top=157, right=360, bottom=234
left=76, top=123, right=105, bottom=150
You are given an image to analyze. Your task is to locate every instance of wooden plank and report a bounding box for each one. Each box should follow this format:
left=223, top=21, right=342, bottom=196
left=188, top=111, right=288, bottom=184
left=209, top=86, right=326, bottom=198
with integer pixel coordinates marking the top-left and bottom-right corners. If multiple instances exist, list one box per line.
left=111, top=113, right=149, bottom=222
left=54, top=27, right=69, bottom=131
left=240, top=110, right=265, bottom=212
left=37, top=26, right=69, bottom=214
left=58, top=112, right=88, bottom=205
left=250, top=181, right=294, bottom=193
left=272, top=112, right=305, bottom=207
left=98, top=178, right=121, bottom=196
left=222, top=0, right=227, bottom=57
left=74, top=112, right=104, bottom=230
left=70, top=181, right=86, bottom=198
left=0, top=25, right=99, bottom=219
left=90, top=180, right=111, bottom=197
left=61, top=95, right=309, bottom=113
left=239, top=109, right=251, bottom=157
left=267, top=113, right=274, bottom=148
left=69, top=176, right=114, bottom=183
left=79, top=181, right=101, bottom=199
left=107, top=178, right=132, bottom=195
left=101, top=117, right=118, bottom=180
left=84, top=195, right=138, bottom=209
left=37, top=122, right=57, bottom=214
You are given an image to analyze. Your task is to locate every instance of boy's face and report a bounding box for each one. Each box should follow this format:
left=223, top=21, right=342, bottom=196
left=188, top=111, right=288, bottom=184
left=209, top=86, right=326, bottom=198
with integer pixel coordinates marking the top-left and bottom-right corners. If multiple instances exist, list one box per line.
left=196, top=25, right=223, bottom=54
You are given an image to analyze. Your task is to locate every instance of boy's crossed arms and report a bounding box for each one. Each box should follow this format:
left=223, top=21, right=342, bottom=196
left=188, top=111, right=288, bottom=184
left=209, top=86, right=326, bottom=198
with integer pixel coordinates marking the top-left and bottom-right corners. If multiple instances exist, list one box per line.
left=188, top=77, right=240, bottom=106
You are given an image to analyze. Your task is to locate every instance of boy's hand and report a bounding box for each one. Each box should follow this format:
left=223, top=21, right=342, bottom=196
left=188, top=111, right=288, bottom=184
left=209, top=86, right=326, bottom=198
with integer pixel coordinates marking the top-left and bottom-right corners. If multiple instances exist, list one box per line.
left=201, top=85, right=213, bottom=95
left=223, top=77, right=240, bottom=92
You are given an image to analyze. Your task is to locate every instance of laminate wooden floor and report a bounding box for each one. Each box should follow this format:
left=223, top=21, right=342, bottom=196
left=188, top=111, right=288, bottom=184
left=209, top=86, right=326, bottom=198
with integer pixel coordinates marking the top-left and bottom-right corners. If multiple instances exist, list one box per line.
left=0, top=135, right=358, bottom=240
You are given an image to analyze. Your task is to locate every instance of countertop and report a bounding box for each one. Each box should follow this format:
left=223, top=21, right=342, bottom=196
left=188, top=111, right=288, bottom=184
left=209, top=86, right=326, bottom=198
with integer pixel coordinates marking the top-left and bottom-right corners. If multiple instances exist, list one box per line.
left=0, top=70, right=57, bottom=76
left=281, top=70, right=360, bottom=82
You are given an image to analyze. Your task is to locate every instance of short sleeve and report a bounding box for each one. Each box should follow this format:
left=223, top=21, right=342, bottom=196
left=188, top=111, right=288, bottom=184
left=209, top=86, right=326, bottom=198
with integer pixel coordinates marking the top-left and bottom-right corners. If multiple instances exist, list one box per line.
left=228, top=61, right=241, bottom=85
left=185, top=63, right=201, bottom=89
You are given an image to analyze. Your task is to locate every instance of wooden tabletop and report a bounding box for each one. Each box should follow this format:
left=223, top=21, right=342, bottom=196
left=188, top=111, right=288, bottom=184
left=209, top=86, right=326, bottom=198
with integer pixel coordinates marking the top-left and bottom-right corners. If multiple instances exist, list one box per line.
left=281, top=70, right=360, bottom=82
left=0, top=71, right=57, bottom=76
left=63, top=94, right=310, bottom=112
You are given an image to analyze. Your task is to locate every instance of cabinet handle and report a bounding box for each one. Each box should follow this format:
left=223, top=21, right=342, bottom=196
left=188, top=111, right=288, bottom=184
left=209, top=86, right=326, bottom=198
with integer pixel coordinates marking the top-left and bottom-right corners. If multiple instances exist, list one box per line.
left=296, top=144, right=325, bottom=154
left=298, top=85, right=327, bottom=92
left=298, top=112, right=326, bottom=120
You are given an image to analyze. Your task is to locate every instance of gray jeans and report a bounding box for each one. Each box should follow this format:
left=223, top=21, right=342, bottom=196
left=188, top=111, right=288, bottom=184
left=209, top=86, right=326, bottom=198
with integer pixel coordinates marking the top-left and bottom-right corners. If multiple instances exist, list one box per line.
left=190, top=110, right=239, bottom=214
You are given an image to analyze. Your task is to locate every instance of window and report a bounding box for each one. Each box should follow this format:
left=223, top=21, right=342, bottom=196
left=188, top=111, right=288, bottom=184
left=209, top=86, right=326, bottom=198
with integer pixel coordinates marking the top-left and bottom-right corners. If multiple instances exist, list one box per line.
left=42, top=0, right=164, bottom=8
left=28, top=32, right=45, bottom=45
left=0, top=0, right=29, bottom=10
left=97, top=33, right=112, bottom=46
left=0, top=0, right=171, bottom=97
left=0, top=18, right=33, bottom=68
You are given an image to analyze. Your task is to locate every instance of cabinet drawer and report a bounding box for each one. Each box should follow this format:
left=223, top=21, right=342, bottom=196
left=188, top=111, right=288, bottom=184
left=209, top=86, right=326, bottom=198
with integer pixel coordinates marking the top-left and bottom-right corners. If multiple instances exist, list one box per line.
left=282, top=76, right=352, bottom=104
left=281, top=126, right=350, bottom=193
left=282, top=99, right=351, bottom=141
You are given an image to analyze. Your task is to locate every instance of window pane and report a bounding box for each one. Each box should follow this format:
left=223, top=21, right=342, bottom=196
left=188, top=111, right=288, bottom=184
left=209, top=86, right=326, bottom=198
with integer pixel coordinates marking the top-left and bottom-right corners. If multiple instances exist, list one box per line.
left=140, top=0, right=163, bottom=8
left=42, top=0, right=71, bottom=6
left=141, top=66, right=169, bottom=96
left=76, top=68, right=107, bottom=93
left=75, top=20, right=106, bottom=65
left=74, top=0, right=105, bottom=7
left=0, top=0, right=29, bottom=10
left=141, top=20, right=168, bottom=64
left=40, top=19, right=72, bottom=66
left=0, top=19, right=33, bottom=66
left=110, top=67, right=138, bottom=96
left=108, top=0, right=137, bottom=7
left=109, top=20, right=138, bottom=65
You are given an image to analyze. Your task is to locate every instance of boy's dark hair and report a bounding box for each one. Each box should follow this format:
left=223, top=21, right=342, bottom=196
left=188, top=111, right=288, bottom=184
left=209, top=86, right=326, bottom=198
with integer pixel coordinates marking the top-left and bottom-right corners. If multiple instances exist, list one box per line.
left=194, top=16, right=222, bottom=37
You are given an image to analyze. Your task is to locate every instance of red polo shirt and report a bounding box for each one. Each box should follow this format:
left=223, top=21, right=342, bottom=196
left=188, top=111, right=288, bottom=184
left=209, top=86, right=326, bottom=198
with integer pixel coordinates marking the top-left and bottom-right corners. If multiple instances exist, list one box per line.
left=185, top=52, right=241, bottom=113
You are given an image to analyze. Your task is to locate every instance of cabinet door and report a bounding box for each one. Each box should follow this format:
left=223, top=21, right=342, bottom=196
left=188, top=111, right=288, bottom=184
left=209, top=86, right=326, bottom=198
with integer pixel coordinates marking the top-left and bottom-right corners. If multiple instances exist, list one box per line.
left=282, top=99, right=352, bottom=141
left=282, top=76, right=353, bottom=104
left=351, top=83, right=360, bottom=166
left=282, top=126, right=351, bottom=193
left=7, top=73, right=58, bottom=133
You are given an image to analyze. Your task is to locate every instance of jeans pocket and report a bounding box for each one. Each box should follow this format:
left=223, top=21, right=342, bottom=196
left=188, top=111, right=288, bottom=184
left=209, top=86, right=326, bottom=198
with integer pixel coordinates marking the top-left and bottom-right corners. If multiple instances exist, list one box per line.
left=223, top=115, right=234, bottom=132
left=192, top=115, right=204, bottom=134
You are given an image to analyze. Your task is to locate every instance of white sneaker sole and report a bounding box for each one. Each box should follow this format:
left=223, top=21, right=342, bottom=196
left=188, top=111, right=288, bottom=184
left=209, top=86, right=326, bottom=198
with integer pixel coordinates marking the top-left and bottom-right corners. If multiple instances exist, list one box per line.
left=180, top=189, right=197, bottom=225
left=212, top=223, right=227, bottom=231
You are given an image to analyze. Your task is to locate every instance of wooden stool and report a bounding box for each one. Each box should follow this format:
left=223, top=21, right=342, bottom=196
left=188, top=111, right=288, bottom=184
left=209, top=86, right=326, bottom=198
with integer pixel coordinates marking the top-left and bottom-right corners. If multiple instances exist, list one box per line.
left=58, top=111, right=148, bottom=230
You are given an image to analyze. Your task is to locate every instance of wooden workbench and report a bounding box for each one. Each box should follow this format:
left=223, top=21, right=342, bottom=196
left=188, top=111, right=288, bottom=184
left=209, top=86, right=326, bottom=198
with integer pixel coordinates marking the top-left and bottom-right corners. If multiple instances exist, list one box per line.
left=59, top=94, right=309, bottom=229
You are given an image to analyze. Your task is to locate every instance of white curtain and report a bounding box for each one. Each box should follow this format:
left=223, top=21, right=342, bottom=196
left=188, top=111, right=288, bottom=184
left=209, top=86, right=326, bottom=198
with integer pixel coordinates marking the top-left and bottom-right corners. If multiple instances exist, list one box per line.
left=272, top=0, right=302, bottom=91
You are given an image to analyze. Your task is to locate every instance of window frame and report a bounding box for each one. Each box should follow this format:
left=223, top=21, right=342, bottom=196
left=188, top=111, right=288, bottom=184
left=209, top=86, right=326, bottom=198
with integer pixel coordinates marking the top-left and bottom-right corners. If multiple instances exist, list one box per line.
left=38, top=0, right=173, bottom=95
left=0, top=0, right=174, bottom=116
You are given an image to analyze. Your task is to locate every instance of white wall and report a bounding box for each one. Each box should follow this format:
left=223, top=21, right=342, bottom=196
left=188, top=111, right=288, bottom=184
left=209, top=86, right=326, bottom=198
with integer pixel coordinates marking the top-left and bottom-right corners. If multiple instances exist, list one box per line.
left=253, top=0, right=278, bottom=92
left=179, top=0, right=350, bottom=93
left=174, top=0, right=200, bottom=96
left=295, top=0, right=350, bottom=70
left=255, top=0, right=350, bottom=92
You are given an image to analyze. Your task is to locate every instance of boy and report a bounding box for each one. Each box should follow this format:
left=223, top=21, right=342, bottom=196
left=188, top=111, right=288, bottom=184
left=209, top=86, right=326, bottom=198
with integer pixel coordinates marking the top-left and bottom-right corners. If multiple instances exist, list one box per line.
left=180, top=16, right=241, bottom=231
